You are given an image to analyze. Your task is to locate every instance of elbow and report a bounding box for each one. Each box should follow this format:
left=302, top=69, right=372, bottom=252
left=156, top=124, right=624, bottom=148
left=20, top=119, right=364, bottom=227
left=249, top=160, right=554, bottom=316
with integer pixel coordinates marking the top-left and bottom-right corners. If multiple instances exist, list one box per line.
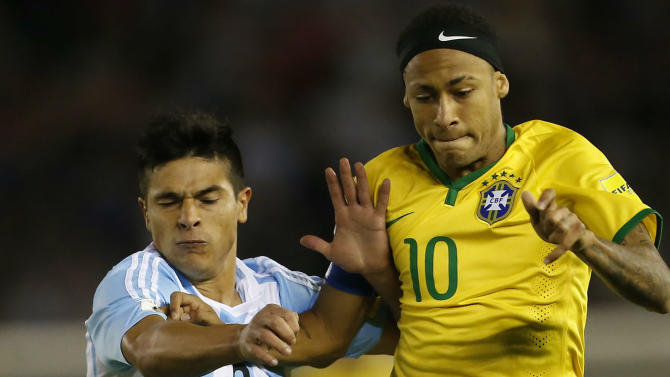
left=134, top=358, right=164, bottom=377
left=307, top=348, right=348, bottom=369
left=306, top=339, right=349, bottom=368
left=644, top=296, right=670, bottom=314
left=657, top=298, right=670, bottom=314
left=122, top=333, right=169, bottom=377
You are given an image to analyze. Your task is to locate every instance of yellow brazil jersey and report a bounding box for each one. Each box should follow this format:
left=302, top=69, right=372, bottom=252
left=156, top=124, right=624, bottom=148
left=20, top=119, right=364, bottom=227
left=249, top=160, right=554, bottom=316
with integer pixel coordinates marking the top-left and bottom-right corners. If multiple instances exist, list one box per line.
left=365, top=120, right=662, bottom=377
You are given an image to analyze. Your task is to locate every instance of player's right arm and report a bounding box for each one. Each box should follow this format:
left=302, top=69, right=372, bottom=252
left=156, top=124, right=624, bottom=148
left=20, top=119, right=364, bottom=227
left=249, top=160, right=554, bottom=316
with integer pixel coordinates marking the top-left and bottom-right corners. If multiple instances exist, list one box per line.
left=121, top=303, right=298, bottom=377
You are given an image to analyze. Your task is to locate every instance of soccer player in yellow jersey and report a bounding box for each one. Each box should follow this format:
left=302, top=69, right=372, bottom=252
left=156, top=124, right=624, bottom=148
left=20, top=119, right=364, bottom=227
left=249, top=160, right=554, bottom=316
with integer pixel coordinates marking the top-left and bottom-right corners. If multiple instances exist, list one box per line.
left=300, top=4, right=670, bottom=377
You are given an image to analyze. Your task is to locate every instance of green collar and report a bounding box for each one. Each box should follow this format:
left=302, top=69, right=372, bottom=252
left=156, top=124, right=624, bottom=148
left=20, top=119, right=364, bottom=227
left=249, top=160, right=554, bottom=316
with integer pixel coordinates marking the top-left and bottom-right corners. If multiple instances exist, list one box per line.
left=416, top=124, right=515, bottom=204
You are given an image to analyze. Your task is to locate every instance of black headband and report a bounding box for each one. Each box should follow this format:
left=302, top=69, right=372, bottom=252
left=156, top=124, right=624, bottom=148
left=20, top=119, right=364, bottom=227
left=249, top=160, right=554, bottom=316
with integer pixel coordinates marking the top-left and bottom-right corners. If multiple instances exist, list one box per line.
left=398, top=28, right=504, bottom=73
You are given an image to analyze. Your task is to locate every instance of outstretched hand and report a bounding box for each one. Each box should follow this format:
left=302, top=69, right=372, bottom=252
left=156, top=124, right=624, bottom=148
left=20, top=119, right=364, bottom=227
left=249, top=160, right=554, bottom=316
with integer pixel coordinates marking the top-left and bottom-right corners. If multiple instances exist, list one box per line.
left=521, top=188, right=596, bottom=264
left=300, top=158, right=392, bottom=276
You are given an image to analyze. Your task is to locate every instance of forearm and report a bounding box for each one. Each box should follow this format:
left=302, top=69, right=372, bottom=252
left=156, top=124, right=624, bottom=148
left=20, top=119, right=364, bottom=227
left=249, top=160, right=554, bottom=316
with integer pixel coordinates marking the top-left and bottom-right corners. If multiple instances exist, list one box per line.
left=364, top=266, right=401, bottom=321
left=123, top=316, right=244, bottom=377
left=576, top=232, right=670, bottom=313
left=273, top=285, right=374, bottom=367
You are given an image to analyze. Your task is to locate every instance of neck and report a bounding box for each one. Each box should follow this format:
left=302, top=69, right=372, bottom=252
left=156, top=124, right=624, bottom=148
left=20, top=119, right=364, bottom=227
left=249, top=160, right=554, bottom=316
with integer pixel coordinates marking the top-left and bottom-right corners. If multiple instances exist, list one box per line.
left=440, top=124, right=507, bottom=181
left=193, top=252, right=242, bottom=306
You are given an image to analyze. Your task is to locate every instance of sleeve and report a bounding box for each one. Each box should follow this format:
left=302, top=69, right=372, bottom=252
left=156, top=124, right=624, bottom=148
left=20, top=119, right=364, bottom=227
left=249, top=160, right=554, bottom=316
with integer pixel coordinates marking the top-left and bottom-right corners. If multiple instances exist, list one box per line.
left=249, top=257, right=384, bottom=358
left=85, top=252, right=182, bottom=369
left=324, top=263, right=375, bottom=296
left=539, top=131, right=662, bottom=247
left=248, top=256, right=324, bottom=314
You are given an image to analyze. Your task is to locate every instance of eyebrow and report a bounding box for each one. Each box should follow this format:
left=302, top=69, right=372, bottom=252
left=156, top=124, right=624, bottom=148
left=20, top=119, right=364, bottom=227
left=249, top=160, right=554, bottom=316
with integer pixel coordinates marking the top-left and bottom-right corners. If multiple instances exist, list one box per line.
left=194, top=185, right=224, bottom=197
left=448, top=75, right=477, bottom=86
left=153, top=185, right=224, bottom=201
left=409, top=75, right=477, bottom=90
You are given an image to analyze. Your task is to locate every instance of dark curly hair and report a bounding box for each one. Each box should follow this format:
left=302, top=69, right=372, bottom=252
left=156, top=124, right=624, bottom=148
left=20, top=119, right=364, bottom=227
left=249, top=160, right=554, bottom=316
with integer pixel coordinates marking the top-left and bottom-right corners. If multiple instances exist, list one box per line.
left=136, top=111, right=244, bottom=198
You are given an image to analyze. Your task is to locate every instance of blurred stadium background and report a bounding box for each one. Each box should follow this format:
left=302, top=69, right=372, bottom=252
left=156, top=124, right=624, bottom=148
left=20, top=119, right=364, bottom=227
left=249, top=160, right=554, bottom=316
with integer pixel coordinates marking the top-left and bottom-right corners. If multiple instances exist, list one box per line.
left=1, top=1, right=669, bottom=376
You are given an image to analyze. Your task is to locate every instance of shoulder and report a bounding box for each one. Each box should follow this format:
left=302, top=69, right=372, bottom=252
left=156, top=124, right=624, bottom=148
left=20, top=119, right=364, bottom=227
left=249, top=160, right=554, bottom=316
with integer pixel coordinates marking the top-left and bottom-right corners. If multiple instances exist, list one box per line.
left=365, top=143, right=428, bottom=188
left=512, top=120, right=607, bottom=163
left=242, top=256, right=322, bottom=292
left=242, top=256, right=323, bottom=313
left=365, top=144, right=419, bottom=173
left=514, top=120, right=594, bottom=150
left=92, top=246, right=179, bottom=310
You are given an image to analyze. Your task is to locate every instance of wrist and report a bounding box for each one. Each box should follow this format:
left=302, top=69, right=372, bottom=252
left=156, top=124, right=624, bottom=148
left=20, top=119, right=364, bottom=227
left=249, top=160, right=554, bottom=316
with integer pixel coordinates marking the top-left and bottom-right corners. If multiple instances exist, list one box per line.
left=362, top=262, right=396, bottom=283
left=572, top=230, right=597, bottom=256
left=232, top=324, right=247, bottom=361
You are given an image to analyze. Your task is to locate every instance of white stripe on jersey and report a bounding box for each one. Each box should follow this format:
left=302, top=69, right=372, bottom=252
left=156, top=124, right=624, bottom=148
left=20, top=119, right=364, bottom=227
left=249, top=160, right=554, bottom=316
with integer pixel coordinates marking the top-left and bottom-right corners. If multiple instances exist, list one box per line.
left=124, top=253, right=140, bottom=299
left=85, top=330, right=96, bottom=377
left=255, top=257, right=320, bottom=291
left=138, top=252, right=152, bottom=299
left=151, top=255, right=161, bottom=304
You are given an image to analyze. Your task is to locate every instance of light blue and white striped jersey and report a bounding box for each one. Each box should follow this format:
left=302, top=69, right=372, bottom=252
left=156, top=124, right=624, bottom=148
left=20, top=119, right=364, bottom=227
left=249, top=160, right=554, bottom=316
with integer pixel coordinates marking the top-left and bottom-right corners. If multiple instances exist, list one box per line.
left=85, top=243, right=383, bottom=377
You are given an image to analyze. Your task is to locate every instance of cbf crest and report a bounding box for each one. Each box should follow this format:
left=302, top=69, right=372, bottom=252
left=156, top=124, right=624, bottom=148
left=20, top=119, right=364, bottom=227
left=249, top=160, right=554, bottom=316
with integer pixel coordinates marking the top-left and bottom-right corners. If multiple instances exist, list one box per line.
left=477, top=173, right=520, bottom=225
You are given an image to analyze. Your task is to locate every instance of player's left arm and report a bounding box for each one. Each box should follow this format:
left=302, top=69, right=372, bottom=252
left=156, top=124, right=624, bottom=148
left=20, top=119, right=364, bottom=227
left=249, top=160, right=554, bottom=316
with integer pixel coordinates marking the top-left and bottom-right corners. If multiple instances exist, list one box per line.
left=522, top=188, right=670, bottom=313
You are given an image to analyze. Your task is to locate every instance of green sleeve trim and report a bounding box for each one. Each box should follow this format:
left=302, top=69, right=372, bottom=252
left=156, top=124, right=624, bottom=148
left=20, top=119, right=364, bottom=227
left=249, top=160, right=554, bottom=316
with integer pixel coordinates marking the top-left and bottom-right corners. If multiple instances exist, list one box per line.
left=612, top=208, right=663, bottom=249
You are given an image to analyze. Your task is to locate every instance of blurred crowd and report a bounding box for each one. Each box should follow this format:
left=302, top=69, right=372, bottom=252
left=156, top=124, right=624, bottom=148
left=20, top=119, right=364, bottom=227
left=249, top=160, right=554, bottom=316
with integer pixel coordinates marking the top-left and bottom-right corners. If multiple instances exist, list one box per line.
left=2, top=0, right=669, bottom=320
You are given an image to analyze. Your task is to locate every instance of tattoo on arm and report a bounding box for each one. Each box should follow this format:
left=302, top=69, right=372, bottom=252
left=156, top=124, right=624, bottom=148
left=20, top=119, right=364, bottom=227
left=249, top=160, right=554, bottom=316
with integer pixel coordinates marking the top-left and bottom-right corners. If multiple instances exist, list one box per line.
left=584, top=223, right=670, bottom=313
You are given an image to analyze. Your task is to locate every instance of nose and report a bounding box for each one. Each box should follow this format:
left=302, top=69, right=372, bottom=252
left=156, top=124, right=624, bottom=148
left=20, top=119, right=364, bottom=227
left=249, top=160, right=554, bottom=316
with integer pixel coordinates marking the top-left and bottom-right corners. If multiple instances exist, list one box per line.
left=178, top=199, right=201, bottom=230
left=434, top=94, right=458, bottom=128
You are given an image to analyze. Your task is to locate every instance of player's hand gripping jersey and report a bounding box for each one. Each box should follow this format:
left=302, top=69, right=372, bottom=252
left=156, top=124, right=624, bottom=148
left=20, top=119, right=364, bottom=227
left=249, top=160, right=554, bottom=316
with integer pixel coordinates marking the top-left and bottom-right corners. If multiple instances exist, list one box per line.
left=365, top=120, right=662, bottom=377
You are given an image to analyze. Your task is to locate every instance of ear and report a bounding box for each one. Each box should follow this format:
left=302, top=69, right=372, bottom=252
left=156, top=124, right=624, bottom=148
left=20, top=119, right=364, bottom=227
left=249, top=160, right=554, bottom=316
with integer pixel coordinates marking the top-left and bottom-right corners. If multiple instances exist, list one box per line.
left=236, top=187, right=252, bottom=224
left=403, top=92, right=410, bottom=108
left=138, top=197, right=151, bottom=231
left=495, top=72, right=510, bottom=99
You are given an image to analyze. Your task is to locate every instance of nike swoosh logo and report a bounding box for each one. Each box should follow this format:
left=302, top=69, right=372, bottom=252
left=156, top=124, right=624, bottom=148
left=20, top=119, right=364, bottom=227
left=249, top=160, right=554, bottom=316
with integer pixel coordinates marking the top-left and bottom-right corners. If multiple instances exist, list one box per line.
left=438, top=32, right=477, bottom=42
left=386, top=212, right=415, bottom=228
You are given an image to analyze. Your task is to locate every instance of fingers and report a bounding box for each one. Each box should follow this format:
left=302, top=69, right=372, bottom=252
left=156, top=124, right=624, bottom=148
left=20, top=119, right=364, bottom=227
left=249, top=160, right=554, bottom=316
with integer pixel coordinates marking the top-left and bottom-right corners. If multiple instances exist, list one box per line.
left=339, top=158, right=357, bottom=206
left=544, top=245, right=568, bottom=264
left=299, top=235, right=332, bottom=259
left=524, top=189, right=589, bottom=263
left=170, top=291, right=185, bottom=320
left=375, top=178, right=391, bottom=216
left=283, top=310, right=300, bottom=336
left=325, top=167, right=345, bottom=210
left=239, top=305, right=300, bottom=365
left=536, top=188, right=556, bottom=211
left=521, top=191, right=540, bottom=224
left=354, top=162, right=372, bottom=207
left=327, top=158, right=382, bottom=211
left=238, top=335, right=280, bottom=366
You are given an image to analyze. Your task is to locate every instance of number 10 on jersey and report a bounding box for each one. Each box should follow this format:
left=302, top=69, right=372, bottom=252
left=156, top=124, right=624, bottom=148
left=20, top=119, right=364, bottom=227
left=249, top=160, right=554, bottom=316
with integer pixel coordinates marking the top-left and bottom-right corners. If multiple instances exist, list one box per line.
left=404, top=236, right=458, bottom=302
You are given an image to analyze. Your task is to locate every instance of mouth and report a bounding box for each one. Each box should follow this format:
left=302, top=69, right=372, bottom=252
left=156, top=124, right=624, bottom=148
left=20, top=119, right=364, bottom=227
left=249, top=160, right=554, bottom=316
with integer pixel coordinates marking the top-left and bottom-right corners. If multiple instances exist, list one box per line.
left=432, top=134, right=470, bottom=146
left=176, top=240, right=208, bottom=246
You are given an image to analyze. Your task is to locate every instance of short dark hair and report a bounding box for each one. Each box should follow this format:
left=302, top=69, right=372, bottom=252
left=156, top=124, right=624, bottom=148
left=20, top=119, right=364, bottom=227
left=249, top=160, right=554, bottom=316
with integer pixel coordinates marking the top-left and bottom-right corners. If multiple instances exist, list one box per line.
left=396, top=4, right=502, bottom=72
left=136, top=111, right=245, bottom=198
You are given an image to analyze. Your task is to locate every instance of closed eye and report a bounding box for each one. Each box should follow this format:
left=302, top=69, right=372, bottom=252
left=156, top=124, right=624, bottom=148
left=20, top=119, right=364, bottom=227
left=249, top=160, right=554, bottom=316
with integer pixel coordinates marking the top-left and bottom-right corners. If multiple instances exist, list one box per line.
left=454, top=89, right=473, bottom=98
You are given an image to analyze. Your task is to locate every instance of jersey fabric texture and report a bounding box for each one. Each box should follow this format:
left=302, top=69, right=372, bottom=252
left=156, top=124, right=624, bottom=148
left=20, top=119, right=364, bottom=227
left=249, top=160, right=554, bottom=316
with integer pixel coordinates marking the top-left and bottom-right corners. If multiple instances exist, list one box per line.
left=85, top=244, right=383, bottom=377
left=363, top=120, right=662, bottom=377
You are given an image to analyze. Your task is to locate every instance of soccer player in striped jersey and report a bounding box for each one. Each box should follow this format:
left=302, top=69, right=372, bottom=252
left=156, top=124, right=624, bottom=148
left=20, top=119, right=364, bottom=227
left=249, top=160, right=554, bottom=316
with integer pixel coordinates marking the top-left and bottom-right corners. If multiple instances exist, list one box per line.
left=85, top=112, right=392, bottom=377
left=300, top=4, right=670, bottom=377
